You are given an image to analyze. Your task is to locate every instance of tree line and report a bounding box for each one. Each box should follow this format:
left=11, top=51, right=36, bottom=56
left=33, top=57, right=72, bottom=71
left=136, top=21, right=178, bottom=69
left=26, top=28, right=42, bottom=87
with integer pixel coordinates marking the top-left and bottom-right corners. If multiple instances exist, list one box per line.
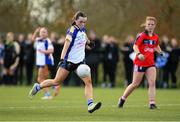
left=0, top=0, right=180, bottom=41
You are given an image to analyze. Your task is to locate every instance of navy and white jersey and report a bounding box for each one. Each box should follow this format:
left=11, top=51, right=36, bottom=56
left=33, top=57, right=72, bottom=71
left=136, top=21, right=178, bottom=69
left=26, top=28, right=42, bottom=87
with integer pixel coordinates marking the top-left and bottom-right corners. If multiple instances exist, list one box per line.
left=65, top=25, right=87, bottom=64
left=34, top=38, right=54, bottom=66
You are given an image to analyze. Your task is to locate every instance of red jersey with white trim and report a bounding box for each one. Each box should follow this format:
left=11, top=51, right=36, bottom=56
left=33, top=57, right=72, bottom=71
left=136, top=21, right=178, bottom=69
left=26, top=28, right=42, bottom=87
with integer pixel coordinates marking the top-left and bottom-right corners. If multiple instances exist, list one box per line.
left=134, top=31, right=159, bottom=67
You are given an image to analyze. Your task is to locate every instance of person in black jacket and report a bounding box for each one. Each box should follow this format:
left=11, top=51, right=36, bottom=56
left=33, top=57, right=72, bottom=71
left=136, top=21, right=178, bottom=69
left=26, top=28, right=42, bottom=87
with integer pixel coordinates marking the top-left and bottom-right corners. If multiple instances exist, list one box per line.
left=169, top=38, right=180, bottom=88
left=101, top=35, right=109, bottom=88
left=86, top=30, right=101, bottom=86
left=17, top=34, right=26, bottom=85
left=163, top=38, right=180, bottom=88
left=24, top=33, right=35, bottom=85
left=121, top=35, right=134, bottom=86
left=160, top=35, right=172, bottom=88
left=1, top=32, right=20, bottom=85
left=0, top=36, right=4, bottom=83
left=104, top=36, right=119, bottom=88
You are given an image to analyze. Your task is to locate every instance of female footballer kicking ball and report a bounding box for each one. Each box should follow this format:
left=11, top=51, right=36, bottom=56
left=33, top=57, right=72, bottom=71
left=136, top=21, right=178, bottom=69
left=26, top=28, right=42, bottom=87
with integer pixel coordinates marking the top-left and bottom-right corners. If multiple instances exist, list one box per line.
left=29, top=11, right=101, bottom=113
left=118, top=16, right=164, bottom=109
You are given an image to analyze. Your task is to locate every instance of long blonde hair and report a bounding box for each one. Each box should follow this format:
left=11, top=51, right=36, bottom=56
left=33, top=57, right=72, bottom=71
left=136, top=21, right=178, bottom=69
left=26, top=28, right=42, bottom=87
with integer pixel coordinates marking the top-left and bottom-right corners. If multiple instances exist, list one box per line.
left=140, top=16, right=157, bottom=27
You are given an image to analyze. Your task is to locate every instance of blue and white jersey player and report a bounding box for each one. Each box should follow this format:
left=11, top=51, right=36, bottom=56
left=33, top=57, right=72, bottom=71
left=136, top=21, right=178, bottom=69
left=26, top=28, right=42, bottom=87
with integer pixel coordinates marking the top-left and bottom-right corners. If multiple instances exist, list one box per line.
left=35, top=37, right=54, bottom=67
left=64, top=25, right=87, bottom=64
left=31, top=27, right=55, bottom=100
left=29, top=11, right=102, bottom=113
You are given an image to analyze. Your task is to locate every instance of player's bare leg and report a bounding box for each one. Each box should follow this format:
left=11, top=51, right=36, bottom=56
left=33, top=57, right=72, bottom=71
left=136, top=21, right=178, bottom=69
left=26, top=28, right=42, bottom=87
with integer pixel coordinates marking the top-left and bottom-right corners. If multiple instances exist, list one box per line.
left=40, top=68, right=69, bottom=88
left=29, top=67, right=69, bottom=98
left=118, top=71, right=144, bottom=108
left=53, top=85, right=61, bottom=97
left=81, top=76, right=101, bottom=113
left=81, top=76, right=93, bottom=99
left=146, top=67, right=158, bottom=109
left=37, top=66, right=52, bottom=99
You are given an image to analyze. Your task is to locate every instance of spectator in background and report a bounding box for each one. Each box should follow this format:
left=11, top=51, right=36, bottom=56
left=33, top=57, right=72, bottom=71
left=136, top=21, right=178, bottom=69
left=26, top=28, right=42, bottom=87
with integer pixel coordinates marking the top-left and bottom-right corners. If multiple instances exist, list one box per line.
left=101, top=35, right=120, bottom=88
left=1, top=32, right=20, bottom=85
left=106, top=36, right=119, bottom=88
left=163, top=38, right=180, bottom=88
left=86, top=30, right=101, bottom=86
left=17, top=33, right=26, bottom=85
left=101, top=35, right=109, bottom=88
left=121, top=35, right=134, bottom=86
left=160, top=35, right=172, bottom=88
left=160, top=35, right=171, bottom=51
left=0, top=36, right=4, bottom=82
left=24, top=33, right=35, bottom=85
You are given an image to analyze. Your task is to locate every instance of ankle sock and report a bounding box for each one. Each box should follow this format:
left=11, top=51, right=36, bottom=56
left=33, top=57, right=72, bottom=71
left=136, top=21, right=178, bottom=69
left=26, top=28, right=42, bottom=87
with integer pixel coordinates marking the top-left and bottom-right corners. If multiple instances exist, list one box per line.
left=87, top=99, right=93, bottom=106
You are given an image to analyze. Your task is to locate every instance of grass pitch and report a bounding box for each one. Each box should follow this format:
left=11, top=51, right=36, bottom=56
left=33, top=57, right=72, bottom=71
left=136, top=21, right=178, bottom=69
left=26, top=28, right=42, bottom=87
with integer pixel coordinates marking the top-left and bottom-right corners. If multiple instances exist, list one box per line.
left=0, top=86, right=180, bottom=121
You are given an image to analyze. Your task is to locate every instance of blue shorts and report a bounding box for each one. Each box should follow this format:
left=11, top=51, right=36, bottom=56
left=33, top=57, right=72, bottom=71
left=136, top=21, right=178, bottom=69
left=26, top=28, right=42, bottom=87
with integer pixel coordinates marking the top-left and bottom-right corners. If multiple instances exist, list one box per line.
left=59, top=60, right=85, bottom=72
left=134, top=65, right=155, bottom=72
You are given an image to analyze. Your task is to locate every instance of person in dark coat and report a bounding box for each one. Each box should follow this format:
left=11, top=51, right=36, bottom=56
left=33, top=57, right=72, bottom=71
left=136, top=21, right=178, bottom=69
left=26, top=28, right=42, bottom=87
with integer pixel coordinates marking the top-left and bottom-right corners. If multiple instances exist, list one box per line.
left=121, top=35, right=134, bottom=86
left=1, top=32, right=20, bottom=85
left=160, top=35, right=172, bottom=88
left=24, top=33, right=35, bottom=85
left=107, top=36, right=119, bottom=87
left=86, top=30, right=101, bottom=86
left=162, top=38, right=180, bottom=88
left=17, top=34, right=26, bottom=85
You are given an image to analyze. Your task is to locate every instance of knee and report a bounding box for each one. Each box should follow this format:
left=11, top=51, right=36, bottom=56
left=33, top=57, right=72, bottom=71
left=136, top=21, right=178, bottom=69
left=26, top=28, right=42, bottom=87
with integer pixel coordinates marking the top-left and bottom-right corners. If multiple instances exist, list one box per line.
left=148, top=80, right=155, bottom=87
left=84, top=77, right=92, bottom=86
left=52, top=78, right=61, bottom=86
left=53, top=81, right=60, bottom=86
left=53, top=75, right=65, bottom=86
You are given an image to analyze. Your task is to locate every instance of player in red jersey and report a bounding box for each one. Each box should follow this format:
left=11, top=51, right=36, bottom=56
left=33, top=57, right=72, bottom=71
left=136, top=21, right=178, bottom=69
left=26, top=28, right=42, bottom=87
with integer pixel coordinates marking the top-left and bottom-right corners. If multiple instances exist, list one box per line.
left=118, top=16, right=164, bottom=109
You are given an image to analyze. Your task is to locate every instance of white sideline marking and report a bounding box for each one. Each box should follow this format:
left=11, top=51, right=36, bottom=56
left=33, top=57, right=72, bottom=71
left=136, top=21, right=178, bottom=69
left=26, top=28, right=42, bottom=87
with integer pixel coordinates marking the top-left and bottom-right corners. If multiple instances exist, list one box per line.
left=0, top=103, right=180, bottom=109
